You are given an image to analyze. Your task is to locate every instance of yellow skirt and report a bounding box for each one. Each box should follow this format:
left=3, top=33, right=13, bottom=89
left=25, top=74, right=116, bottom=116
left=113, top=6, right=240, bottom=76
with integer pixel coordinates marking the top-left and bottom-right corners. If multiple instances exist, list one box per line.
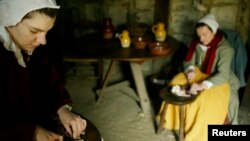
left=157, top=68, right=230, bottom=141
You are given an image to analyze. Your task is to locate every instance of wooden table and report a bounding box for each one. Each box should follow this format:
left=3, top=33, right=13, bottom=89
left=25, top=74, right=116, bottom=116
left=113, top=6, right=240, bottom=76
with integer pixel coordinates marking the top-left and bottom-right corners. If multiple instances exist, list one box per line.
left=97, top=47, right=174, bottom=115
left=63, top=33, right=183, bottom=114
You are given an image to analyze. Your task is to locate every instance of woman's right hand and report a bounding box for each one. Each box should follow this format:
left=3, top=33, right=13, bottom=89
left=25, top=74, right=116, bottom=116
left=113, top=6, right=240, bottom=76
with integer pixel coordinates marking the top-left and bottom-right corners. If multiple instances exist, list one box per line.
left=34, top=126, right=63, bottom=141
left=186, top=70, right=195, bottom=82
left=188, top=83, right=207, bottom=95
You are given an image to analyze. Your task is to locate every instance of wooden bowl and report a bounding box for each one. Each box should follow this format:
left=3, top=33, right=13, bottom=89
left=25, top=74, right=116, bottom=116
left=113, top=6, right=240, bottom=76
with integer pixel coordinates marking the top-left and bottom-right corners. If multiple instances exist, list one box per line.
left=148, top=42, right=171, bottom=55
left=132, top=37, right=150, bottom=49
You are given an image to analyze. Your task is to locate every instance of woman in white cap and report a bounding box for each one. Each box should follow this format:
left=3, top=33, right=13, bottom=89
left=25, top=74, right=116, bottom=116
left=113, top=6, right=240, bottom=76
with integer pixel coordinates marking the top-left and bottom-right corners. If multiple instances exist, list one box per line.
left=156, top=14, right=240, bottom=141
left=0, top=0, right=86, bottom=141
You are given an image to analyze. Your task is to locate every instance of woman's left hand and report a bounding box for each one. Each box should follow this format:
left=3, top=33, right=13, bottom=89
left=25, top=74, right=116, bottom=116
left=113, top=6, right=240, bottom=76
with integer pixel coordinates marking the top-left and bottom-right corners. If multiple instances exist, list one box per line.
left=57, top=106, right=87, bottom=139
left=185, top=70, right=196, bottom=82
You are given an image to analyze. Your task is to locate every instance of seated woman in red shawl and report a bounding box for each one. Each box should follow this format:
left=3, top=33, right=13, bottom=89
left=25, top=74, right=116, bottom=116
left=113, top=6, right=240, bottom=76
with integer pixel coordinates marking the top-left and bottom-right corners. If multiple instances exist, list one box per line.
left=156, top=14, right=240, bottom=141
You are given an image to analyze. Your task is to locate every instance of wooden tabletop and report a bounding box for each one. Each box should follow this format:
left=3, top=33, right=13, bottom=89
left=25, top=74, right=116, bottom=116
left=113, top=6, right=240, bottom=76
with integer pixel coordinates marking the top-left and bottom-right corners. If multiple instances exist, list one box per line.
left=63, top=32, right=182, bottom=62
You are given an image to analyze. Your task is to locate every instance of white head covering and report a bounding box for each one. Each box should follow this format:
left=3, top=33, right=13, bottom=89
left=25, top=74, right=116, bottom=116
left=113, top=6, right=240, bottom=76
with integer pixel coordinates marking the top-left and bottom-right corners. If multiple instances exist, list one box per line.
left=0, top=0, right=59, bottom=68
left=0, top=0, right=60, bottom=26
left=198, top=14, right=219, bottom=33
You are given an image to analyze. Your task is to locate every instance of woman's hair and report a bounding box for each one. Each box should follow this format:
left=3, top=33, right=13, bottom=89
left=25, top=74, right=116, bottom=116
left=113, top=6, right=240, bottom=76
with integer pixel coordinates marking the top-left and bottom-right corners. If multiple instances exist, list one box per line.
left=195, top=22, right=213, bottom=32
left=22, top=8, right=58, bottom=20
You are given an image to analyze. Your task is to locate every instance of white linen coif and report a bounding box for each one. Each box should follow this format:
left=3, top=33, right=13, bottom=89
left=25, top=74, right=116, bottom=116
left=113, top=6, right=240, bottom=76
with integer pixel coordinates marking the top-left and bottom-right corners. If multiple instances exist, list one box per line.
left=0, top=0, right=59, bottom=26
left=0, top=0, right=59, bottom=68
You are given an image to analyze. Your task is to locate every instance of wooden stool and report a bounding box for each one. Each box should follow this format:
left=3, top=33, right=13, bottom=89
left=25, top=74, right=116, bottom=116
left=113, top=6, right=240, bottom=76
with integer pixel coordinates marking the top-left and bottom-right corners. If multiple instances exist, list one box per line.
left=156, top=88, right=197, bottom=141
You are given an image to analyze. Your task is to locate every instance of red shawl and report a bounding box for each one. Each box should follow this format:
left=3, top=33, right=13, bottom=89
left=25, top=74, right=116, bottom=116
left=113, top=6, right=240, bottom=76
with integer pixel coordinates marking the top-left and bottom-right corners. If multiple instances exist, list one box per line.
left=185, top=30, right=223, bottom=74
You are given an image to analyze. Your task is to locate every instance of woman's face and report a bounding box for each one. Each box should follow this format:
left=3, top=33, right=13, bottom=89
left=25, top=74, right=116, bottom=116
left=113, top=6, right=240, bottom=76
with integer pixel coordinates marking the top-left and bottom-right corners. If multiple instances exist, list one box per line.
left=196, top=25, right=215, bottom=46
left=7, top=12, right=56, bottom=53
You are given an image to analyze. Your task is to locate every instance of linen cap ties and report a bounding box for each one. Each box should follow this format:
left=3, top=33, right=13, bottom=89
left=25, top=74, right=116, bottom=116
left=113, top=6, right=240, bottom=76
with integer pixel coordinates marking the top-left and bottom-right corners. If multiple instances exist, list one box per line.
left=0, top=0, right=60, bottom=26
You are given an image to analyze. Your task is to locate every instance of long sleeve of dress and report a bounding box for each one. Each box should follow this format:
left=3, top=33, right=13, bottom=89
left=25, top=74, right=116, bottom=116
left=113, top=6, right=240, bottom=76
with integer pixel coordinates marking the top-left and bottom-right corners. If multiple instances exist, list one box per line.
left=205, top=42, right=234, bottom=85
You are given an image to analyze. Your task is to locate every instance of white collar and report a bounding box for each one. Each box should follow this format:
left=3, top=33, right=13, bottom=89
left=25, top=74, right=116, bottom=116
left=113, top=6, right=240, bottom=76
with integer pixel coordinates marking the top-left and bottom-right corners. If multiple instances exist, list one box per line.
left=0, top=26, right=26, bottom=68
left=198, top=43, right=209, bottom=52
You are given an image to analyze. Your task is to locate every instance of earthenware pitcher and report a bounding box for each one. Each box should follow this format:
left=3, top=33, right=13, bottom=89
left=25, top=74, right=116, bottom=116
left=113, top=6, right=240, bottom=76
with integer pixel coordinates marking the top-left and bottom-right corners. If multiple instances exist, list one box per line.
left=119, top=30, right=131, bottom=48
left=152, top=22, right=166, bottom=42
left=102, top=17, right=115, bottom=40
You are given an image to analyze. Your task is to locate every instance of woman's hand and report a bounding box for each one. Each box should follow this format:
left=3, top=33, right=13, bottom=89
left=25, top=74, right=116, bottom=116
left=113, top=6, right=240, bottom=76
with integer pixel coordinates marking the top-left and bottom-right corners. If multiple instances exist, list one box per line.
left=188, top=83, right=207, bottom=95
left=186, top=70, right=196, bottom=82
left=57, top=106, right=87, bottom=139
left=34, top=126, right=63, bottom=141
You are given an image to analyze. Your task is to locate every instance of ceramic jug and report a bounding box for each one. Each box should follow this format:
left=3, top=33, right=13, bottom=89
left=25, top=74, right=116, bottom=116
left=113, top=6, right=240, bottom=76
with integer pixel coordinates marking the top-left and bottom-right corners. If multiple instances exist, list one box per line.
left=152, top=22, right=167, bottom=42
left=102, top=17, right=115, bottom=40
left=119, top=30, right=131, bottom=48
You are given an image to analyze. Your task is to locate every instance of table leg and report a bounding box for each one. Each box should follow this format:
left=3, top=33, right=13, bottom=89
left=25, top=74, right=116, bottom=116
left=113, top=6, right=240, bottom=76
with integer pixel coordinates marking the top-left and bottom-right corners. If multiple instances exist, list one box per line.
left=98, top=60, right=115, bottom=97
left=97, top=59, right=104, bottom=81
left=129, top=62, right=153, bottom=115
left=157, top=103, right=168, bottom=134
left=179, top=105, right=185, bottom=141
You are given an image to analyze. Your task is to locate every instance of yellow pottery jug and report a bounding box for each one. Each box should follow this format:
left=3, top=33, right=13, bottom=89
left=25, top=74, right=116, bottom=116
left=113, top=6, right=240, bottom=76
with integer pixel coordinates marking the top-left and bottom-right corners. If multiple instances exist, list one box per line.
left=119, top=30, right=131, bottom=48
left=152, top=22, right=167, bottom=42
